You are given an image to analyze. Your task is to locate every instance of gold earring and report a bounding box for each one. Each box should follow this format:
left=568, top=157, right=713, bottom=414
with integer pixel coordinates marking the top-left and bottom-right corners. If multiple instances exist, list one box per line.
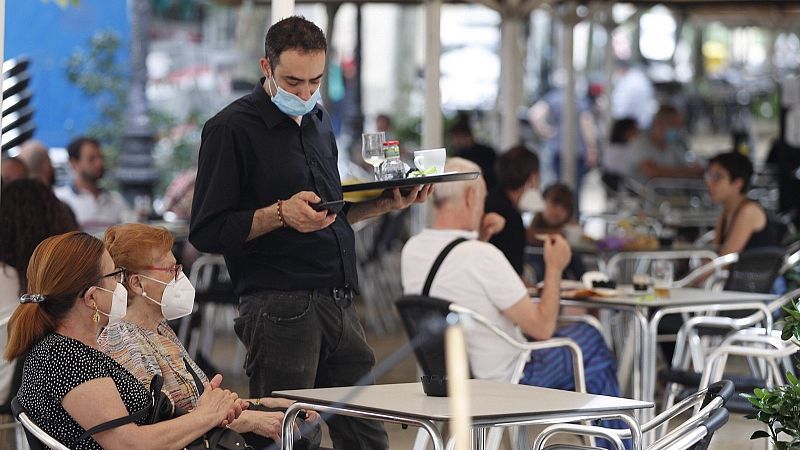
left=92, top=305, right=100, bottom=323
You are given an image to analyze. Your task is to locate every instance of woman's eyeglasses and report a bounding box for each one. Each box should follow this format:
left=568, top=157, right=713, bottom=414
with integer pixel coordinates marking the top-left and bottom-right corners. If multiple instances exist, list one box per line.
left=79, top=267, right=125, bottom=296
left=101, top=267, right=126, bottom=283
left=143, top=264, right=183, bottom=282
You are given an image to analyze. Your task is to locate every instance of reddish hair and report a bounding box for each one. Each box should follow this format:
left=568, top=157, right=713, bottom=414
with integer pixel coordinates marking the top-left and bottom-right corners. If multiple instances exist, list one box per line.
left=6, top=232, right=104, bottom=360
left=104, top=223, right=174, bottom=277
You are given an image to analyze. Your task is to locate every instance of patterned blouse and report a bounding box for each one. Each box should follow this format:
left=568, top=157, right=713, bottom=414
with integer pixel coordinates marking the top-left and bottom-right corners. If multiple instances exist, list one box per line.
left=17, top=333, right=150, bottom=449
left=98, top=320, right=209, bottom=411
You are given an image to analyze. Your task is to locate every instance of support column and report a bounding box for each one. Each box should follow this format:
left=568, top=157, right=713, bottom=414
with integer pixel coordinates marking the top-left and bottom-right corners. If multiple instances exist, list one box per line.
left=117, top=0, right=158, bottom=203
left=560, top=3, right=578, bottom=187
left=422, top=0, right=443, bottom=149
left=499, top=15, right=523, bottom=149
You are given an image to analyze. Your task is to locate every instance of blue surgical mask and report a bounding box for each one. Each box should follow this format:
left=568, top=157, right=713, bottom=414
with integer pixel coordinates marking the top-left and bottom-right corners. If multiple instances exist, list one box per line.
left=664, top=128, right=681, bottom=145
left=268, top=76, right=321, bottom=117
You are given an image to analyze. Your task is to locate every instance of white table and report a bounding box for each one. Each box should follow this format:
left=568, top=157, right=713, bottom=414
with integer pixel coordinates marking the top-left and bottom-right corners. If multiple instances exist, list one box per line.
left=275, top=380, right=652, bottom=450
left=555, top=287, right=775, bottom=428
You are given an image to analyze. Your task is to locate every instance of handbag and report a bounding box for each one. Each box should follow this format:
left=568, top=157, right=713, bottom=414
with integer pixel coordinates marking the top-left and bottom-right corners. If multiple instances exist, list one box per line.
left=77, top=373, right=251, bottom=450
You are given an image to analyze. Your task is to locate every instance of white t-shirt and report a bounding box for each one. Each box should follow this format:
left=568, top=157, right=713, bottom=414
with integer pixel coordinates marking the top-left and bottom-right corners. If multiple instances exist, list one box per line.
left=55, top=185, right=131, bottom=231
left=401, top=229, right=529, bottom=382
left=0, top=264, right=20, bottom=403
left=611, top=68, right=656, bottom=129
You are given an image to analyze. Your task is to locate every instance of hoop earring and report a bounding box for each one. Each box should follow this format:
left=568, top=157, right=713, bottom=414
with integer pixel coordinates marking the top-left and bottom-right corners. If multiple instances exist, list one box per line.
left=92, top=305, right=100, bottom=323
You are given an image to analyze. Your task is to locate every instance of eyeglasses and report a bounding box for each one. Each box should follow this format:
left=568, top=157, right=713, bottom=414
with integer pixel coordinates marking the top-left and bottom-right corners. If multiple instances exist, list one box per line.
left=143, top=264, right=183, bottom=282
left=102, top=267, right=127, bottom=284
left=704, top=171, right=727, bottom=183
left=79, top=267, right=125, bottom=296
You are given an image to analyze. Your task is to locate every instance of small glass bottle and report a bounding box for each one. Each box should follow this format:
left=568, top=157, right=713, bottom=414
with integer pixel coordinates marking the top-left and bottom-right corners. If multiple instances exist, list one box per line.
left=381, top=140, right=405, bottom=180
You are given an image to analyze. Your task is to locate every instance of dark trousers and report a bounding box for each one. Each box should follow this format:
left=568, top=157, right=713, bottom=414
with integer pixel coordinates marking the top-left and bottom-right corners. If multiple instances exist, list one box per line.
left=234, top=290, right=389, bottom=450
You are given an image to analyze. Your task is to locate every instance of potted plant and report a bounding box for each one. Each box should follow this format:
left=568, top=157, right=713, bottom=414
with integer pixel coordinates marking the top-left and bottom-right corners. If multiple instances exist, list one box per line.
left=743, top=299, right=800, bottom=449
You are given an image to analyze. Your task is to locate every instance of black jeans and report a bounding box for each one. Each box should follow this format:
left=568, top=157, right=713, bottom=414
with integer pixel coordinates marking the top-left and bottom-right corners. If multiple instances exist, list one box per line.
left=234, top=289, right=389, bottom=450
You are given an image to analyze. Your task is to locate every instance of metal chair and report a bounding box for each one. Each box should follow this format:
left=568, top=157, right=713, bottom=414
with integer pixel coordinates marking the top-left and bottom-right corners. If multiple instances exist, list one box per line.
left=658, top=251, right=793, bottom=418
left=10, top=397, right=70, bottom=450
left=0, top=309, right=27, bottom=450
left=532, top=380, right=734, bottom=450
left=395, top=295, right=587, bottom=450
left=176, top=254, right=244, bottom=374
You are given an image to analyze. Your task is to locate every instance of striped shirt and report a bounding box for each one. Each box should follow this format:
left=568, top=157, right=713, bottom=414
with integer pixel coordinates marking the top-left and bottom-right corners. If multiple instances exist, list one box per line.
left=98, top=319, right=209, bottom=411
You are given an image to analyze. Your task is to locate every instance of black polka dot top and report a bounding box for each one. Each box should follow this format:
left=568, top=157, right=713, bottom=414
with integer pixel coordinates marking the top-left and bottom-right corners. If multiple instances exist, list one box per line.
left=16, top=333, right=150, bottom=449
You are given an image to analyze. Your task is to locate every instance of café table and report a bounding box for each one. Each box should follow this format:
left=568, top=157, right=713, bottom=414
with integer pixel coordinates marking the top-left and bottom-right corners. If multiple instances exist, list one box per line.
left=275, top=380, right=652, bottom=450
left=549, top=287, right=775, bottom=430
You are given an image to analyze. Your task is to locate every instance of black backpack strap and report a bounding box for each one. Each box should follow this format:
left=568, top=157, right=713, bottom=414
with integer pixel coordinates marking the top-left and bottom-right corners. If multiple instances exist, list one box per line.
left=183, top=357, right=205, bottom=396
left=422, top=237, right=468, bottom=296
left=76, top=406, right=149, bottom=442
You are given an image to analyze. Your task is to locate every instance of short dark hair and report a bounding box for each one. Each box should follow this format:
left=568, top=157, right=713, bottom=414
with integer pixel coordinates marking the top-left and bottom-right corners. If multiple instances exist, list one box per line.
left=448, top=121, right=472, bottom=136
left=66, top=136, right=100, bottom=161
left=609, top=117, right=639, bottom=144
left=708, top=151, right=753, bottom=193
left=542, top=182, right=575, bottom=218
left=495, top=145, right=539, bottom=190
left=265, top=16, right=327, bottom=69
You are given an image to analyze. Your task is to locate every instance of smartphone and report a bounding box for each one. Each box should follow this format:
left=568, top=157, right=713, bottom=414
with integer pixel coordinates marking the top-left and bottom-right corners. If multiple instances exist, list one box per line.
left=311, top=199, right=345, bottom=214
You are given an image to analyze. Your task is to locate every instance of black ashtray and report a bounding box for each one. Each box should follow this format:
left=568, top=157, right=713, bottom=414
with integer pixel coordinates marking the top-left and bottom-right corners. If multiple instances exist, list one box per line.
left=592, top=280, right=617, bottom=289
left=421, top=375, right=448, bottom=397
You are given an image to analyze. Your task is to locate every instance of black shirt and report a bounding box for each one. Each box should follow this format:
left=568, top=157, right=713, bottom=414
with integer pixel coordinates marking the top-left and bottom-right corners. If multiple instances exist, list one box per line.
left=455, top=144, right=497, bottom=190
left=485, top=187, right=525, bottom=274
left=190, top=81, right=356, bottom=295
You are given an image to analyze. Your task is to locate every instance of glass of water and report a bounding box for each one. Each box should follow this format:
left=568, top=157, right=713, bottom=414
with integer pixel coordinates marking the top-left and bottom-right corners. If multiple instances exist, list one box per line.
left=362, top=132, right=386, bottom=180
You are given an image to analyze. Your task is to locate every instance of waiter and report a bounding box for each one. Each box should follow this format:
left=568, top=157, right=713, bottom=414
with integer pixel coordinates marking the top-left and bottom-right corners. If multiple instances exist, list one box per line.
left=190, top=16, right=430, bottom=449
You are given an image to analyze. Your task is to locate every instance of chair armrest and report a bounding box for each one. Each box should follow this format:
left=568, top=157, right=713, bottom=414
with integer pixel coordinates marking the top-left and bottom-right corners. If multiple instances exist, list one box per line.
left=672, top=253, right=738, bottom=288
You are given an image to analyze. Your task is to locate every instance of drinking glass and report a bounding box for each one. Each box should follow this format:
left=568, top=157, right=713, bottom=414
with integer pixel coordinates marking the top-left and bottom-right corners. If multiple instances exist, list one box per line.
left=651, top=260, right=674, bottom=298
left=362, top=132, right=386, bottom=180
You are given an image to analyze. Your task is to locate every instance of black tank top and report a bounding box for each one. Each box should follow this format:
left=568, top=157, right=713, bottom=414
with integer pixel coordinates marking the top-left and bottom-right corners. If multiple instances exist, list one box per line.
left=721, top=200, right=781, bottom=250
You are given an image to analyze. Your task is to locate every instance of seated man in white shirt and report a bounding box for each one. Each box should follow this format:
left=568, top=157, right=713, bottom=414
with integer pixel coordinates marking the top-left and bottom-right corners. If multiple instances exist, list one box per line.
left=56, top=136, right=132, bottom=231
left=401, top=158, right=626, bottom=450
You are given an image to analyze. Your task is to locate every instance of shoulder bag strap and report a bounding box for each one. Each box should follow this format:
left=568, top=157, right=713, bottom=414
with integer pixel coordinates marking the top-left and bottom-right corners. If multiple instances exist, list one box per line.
left=422, top=237, right=468, bottom=296
left=183, top=357, right=205, bottom=396
left=76, top=406, right=149, bottom=442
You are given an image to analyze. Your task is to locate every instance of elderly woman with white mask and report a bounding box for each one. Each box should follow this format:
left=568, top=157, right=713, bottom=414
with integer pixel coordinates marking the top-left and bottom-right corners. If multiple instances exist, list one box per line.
left=98, top=223, right=320, bottom=450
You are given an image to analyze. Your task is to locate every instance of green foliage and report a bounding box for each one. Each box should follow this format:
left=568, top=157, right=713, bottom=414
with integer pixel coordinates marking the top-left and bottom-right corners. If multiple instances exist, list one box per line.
left=744, top=299, right=800, bottom=449
left=65, top=30, right=128, bottom=164
left=65, top=30, right=198, bottom=196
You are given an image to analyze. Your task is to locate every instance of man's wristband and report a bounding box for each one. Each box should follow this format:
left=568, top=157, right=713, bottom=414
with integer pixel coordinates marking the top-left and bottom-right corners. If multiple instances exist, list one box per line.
left=276, top=200, right=286, bottom=228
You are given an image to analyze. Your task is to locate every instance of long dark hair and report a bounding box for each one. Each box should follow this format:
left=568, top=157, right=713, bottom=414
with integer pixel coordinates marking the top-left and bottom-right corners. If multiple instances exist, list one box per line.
left=0, top=179, right=78, bottom=294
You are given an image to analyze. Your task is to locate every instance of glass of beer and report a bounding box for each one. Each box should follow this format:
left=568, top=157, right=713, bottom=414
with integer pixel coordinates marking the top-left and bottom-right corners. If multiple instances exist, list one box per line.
left=651, top=260, right=674, bottom=298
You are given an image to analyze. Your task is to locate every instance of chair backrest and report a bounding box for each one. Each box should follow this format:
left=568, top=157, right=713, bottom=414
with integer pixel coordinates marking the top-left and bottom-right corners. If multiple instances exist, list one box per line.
left=188, top=254, right=236, bottom=305
left=687, top=408, right=730, bottom=450
left=11, top=397, right=70, bottom=450
left=395, top=295, right=458, bottom=377
left=723, top=247, right=785, bottom=293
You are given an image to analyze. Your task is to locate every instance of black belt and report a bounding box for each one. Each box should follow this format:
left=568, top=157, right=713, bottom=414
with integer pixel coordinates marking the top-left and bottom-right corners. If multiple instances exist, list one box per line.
left=314, top=287, right=355, bottom=302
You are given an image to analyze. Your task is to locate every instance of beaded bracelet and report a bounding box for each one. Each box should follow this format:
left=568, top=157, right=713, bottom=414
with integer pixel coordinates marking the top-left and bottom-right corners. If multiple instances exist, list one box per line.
left=276, top=200, right=286, bottom=228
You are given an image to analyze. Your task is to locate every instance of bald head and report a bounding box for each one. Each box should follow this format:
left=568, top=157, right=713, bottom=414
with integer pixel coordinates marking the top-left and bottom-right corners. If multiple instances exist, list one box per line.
left=431, top=157, right=487, bottom=232
left=19, top=140, right=55, bottom=187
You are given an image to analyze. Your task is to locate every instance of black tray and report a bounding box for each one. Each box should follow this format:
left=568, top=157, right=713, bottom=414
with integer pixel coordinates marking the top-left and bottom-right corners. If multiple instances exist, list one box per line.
left=342, top=171, right=480, bottom=193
